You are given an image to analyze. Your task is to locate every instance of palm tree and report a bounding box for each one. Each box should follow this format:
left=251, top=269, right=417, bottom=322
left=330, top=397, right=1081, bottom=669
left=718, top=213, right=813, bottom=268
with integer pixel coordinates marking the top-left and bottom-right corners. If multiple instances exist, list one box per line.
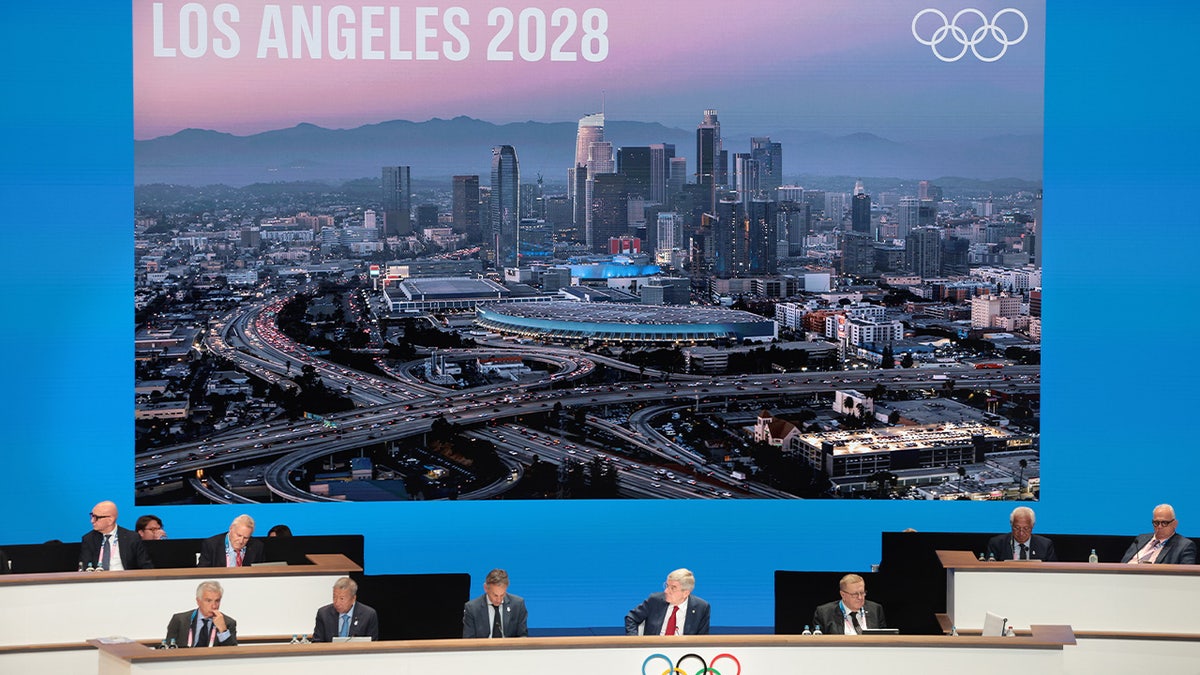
left=1017, top=458, right=1028, bottom=487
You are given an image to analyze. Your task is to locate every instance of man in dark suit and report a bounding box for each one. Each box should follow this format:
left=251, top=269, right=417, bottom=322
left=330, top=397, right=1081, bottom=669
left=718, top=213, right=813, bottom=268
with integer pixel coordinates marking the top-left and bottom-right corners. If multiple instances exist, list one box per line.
left=313, top=576, right=379, bottom=641
left=79, top=501, right=153, bottom=570
left=198, top=514, right=264, bottom=567
left=987, top=506, right=1058, bottom=561
left=625, top=568, right=711, bottom=636
left=1121, top=503, right=1197, bottom=564
left=165, top=580, right=237, bottom=647
left=463, top=568, right=528, bottom=638
left=812, top=574, right=887, bottom=634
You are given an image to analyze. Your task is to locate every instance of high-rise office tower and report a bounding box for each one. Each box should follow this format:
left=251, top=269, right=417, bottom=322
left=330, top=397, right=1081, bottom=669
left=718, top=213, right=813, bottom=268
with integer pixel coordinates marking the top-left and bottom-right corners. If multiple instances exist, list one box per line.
left=381, top=166, right=412, bottom=236
left=896, top=196, right=920, bottom=239
left=649, top=143, right=675, bottom=205
left=746, top=198, right=778, bottom=275
left=751, top=137, right=783, bottom=194
left=713, top=196, right=747, bottom=278
left=416, top=205, right=439, bottom=231
left=452, top=175, right=481, bottom=242
left=905, top=226, right=943, bottom=278
left=584, top=140, right=614, bottom=247
left=490, top=145, right=520, bottom=268
left=852, top=179, right=871, bottom=236
left=570, top=113, right=605, bottom=215
left=839, top=231, right=875, bottom=276
left=668, top=157, right=687, bottom=208
left=778, top=199, right=810, bottom=257
left=656, top=211, right=683, bottom=264
left=696, top=110, right=722, bottom=212
left=590, top=173, right=628, bottom=253
left=617, top=146, right=653, bottom=200
left=734, top=153, right=761, bottom=204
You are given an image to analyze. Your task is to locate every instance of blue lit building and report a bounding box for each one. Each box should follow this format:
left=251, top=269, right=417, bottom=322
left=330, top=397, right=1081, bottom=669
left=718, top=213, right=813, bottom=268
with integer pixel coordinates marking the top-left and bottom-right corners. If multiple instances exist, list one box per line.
left=475, top=301, right=776, bottom=345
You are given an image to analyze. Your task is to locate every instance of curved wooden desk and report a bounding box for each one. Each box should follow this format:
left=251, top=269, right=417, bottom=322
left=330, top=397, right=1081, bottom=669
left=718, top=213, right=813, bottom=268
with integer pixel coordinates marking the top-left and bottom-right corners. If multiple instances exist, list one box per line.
left=92, top=629, right=1077, bottom=675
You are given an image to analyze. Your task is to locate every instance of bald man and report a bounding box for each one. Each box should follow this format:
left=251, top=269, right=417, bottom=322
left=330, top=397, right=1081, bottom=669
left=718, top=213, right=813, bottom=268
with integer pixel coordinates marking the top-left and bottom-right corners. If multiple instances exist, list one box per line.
left=80, top=501, right=154, bottom=570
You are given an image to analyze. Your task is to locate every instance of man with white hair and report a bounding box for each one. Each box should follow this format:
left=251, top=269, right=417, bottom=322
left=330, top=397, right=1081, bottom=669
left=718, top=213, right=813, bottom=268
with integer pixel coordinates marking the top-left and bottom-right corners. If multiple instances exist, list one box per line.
left=1120, top=504, right=1196, bottom=564
left=625, top=568, right=710, bottom=636
left=165, top=580, right=237, bottom=647
left=198, top=514, right=264, bottom=567
left=986, top=506, right=1058, bottom=561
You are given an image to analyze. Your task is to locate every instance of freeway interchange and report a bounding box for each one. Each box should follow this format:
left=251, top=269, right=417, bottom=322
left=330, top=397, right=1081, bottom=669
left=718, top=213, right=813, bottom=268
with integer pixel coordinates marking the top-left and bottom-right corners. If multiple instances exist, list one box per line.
left=136, top=300, right=1039, bottom=503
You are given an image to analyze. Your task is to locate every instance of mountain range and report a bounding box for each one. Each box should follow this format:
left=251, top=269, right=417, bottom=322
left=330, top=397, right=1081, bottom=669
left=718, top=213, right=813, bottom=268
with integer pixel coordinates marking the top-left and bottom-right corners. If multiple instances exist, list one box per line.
left=134, top=116, right=1041, bottom=187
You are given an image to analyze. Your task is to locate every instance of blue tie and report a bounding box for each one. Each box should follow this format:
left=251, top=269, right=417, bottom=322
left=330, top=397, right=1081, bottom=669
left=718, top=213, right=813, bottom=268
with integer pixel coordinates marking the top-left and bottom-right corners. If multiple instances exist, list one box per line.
left=100, top=535, right=112, bottom=570
left=339, top=614, right=350, bottom=638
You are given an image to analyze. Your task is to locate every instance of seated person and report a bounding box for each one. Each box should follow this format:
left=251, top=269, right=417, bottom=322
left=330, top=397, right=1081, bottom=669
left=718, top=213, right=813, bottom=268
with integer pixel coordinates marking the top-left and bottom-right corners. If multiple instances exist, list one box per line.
left=313, top=577, right=379, bottom=641
left=812, top=574, right=887, bottom=634
left=625, top=568, right=710, bottom=636
left=1121, top=504, right=1197, bottom=564
left=462, top=568, right=528, bottom=638
left=80, top=500, right=153, bottom=570
left=198, top=514, right=264, bottom=567
left=986, top=506, right=1057, bottom=561
left=165, top=580, right=237, bottom=647
left=136, top=514, right=167, bottom=541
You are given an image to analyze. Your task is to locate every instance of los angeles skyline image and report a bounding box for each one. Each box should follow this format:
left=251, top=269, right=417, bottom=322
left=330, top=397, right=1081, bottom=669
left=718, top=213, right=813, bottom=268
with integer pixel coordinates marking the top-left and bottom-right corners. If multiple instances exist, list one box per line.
left=134, top=0, right=1043, bottom=504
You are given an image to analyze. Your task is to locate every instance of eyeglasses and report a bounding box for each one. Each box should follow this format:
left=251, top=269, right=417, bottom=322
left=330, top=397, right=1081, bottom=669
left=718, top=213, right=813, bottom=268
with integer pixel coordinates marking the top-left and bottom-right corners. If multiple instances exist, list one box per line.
left=1152, top=519, right=1176, bottom=527
left=89, top=513, right=114, bottom=520
left=840, top=590, right=867, bottom=598
left=663, top=583, right=685, bottom=592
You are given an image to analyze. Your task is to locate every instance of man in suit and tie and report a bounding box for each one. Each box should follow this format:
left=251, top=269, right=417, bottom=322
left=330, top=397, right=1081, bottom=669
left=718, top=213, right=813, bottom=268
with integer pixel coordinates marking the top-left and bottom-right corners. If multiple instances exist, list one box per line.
left=1121, top=503, right=1197, bottom=564
left=79, top=501, right=153, bottom=570
left=986, top=506, right=1058, bottom=561
left=198, top=514, right=264, bottom=567
left=625, top=568, right=711, bottom=636
left=313, top=576, right=379, bottom=641
left=165, top=580, right=237, bottom=647
left=812, top=574, right=887, bottom=635
left=463, top=568, right=528, bottom=638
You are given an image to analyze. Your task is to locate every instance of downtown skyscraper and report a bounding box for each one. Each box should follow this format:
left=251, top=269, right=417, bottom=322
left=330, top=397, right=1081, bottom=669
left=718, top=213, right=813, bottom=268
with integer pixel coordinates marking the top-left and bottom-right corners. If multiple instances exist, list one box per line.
left=696, top=110, right=722, bottom=212
left=491, top=145, right=520, bottom=268
left=570, top=113, right=605, bottom=235
left=381, top=166, right=412, bottom=236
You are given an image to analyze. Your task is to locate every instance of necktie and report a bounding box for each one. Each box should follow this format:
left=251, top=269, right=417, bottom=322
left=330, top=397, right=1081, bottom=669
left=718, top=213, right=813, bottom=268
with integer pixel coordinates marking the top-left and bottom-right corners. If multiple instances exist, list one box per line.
left=236, top=548, right=244, bottom=567
left=100, top=535, right=112, bottom=571
left=339, top=614, right=350, bottom=638
left=491, top=604, right=503, bottom=638
left=1019, top=543, right=1029, bottom=560
left=664, top=605, right=679, bottom=636
left=1138, top=539, right=1163, bottom=563
left=196, top=618, right=211, bottom=647
left=849, top=611, right=863, bottom=634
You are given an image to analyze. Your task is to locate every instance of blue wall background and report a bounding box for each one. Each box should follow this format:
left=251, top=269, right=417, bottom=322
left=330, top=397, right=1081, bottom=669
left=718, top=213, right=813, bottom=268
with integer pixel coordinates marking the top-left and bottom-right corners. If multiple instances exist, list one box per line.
left=1, top=2, right=1196, bottom=629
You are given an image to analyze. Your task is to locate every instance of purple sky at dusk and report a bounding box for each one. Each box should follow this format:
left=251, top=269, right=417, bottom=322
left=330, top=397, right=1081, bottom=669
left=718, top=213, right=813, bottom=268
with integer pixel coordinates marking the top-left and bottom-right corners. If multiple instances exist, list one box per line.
left=134, top=0, right=1044, bottom=141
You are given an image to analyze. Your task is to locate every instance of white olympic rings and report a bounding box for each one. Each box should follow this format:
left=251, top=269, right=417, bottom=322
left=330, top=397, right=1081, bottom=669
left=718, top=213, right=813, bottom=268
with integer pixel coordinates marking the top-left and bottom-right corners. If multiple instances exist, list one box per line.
left=912, top=8, right=1029, bottom=62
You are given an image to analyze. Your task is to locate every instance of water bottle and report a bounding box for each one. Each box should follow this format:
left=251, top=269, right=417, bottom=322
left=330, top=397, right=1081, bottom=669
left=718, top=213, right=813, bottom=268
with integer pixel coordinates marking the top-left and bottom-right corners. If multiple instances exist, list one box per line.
left=86, top=562, right=95, bottom=572
left=1004, top=625, right=1016, bottom=637
left=300, top=634, right=311, bottom=644
left=801, top=625, right=812, bottom=635
left=159, top=640, right=169, bottom=650
left=977, top=552, right=986, bottom=561
left=1088, top=549, right=1098, bottom=563
left=78, top=561, right=84, bottom=572
left=951, top=625, right=958, bottom=637
left=290, top=635, right=300, bottom=644
left=986, top=551, right=996, bottom=562
left=168, top=638, right=177, bottom=649
left=812, top=624, right=823, bottom=635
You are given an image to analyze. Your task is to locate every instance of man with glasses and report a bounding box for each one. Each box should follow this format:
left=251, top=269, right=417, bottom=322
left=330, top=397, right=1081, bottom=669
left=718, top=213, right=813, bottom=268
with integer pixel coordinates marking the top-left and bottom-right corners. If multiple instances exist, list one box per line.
left=135, top=514, right=167, bottom=541
left=986, top=506, right=1057, bottom=561
left=1120, top=504, right=1196, bottom=564
left=624, top=568, right=710, bottom=636
left=79, top=500, right=154, bottom=570
left=812, top=574, right=887, bottom=635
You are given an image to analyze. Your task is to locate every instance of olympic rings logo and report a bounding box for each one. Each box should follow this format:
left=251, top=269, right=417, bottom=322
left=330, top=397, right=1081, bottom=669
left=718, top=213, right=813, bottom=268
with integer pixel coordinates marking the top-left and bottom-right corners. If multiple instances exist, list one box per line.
left=642, top=652, right=741, bottom=675
left=912, top=8, right=1029, bottom=62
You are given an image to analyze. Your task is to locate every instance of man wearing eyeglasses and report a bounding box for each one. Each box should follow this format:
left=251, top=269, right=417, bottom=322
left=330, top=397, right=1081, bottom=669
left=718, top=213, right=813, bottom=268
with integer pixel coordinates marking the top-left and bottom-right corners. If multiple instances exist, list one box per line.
left=624, top=568, right=710, bottom=635
left=986, top=506, right=1057, bottom=561
left=1120, top=504, right=1196, bottom=564
left=812, top=574, right=887, bottom=635
left=79, top=500, right=154, bottom=570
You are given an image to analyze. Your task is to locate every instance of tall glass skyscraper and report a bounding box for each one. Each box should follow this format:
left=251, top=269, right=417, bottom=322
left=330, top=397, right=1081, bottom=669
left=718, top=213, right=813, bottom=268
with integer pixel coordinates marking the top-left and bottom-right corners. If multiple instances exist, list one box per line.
left=491, top=145, right=520, bottom=268
left=381, top=166, right=412, bottom=236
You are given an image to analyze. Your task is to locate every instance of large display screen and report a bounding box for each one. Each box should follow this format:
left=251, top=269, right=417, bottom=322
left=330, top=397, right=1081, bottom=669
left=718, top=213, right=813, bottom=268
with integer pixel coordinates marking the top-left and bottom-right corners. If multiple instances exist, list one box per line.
left=1, top=1, right=1195, bottom=630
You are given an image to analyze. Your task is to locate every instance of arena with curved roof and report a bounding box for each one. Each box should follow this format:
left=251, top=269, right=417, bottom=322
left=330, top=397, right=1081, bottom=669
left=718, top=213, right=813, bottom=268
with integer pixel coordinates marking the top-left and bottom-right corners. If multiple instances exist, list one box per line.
left=475, top=301, right=777, bottom=345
